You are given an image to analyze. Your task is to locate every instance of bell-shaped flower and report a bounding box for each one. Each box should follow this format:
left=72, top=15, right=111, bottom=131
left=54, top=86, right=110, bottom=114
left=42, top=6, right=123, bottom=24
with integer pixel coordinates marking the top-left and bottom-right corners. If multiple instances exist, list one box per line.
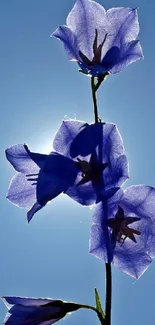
left=6, top=120, right=128, bottom=222
left=52, top=0, right=143, bottom=76
left=89, top=185, right=155, bottom=278
left=52, top=120, right=128, bottom=205
left=1, top=296, right=81, bottom=325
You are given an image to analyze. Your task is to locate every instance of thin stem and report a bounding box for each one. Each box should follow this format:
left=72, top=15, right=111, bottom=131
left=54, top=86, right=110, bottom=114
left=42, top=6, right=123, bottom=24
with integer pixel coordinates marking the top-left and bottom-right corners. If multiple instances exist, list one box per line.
left=105, top=263, right=112, bottom=325
left=91, top=76, right=98, bottom=123
left=80, top=304, right=104, bottom=325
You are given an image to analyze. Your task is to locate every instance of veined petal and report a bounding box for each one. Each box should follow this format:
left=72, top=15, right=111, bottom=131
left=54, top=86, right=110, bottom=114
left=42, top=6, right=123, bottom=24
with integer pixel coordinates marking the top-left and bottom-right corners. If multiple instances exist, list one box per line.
left=6, top=151, right=79, bottom=221
left=5, top=144, right=47, bottom=174
left=105, top=8, right=140, bottom=50
left=103, top=154, right=129, bottom=190
left=66, top=0, right=107, bottom=61
left=7, top=173, right=37, bottom=209
left=119, top=185, right=155, bottom=257
left=53, top=120, right=89, bottom=158
left=113, top=243, right=152, bottom=279
left=53, top=120, right=125, bottom=159
left=107, top=40, right=143, bottom=73
left=89, top=201, right=113, bottom=262
left=90, top=186, right=155, bottom=278
left=52, top=26, right=79, bottom=61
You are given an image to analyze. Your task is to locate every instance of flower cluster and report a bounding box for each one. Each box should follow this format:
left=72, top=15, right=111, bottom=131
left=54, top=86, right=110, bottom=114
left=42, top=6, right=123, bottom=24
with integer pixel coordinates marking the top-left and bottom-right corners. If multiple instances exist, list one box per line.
left=5, top=117, right=155, bottom=279
left=2, top=0, right=154, bottom=324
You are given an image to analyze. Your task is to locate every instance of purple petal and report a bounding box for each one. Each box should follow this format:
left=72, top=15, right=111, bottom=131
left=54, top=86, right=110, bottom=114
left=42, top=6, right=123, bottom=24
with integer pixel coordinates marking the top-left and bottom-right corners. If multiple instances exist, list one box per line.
left=53, top=120, right=125, bottom=160
left=52, top=26, right=79, bottom=61
left=55, top=121, right=128, bottom=206
left=36, top=153, right=78, bottom=206
left=5, top=144, right=47, bottom=174
left=2, top=297, right=53, bottom=308
left=7, top=173, right=37, bottom=209
left=113, top=243, right=152, bottom=279
left=103, top=154, right=129, bottom=190
left=120, top=185, right=155, bottom=258
left=66, top=178, right=96, bottom=206
left=107, top=41, right=143, bottom=73
left=27, top=202, right=42, bottom=223
left=105, top=8, right=140, bottom=49
left=53, top=120, right=88, bottom=158
left=89, top=187, right=155, bottom=278
left=66, top=0, right=106, bottom=61
left=89, top=201, right=113, bottom=262
left=7, top=151, right=78, bottom=220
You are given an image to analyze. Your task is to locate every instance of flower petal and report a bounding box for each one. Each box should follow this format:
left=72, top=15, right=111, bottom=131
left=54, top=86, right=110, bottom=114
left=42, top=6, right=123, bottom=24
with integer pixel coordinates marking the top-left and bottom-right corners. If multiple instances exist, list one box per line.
left=53, top=120, right=88, bottom=158
left=89, top=201, right=113, bottom=262
left=7, top=173, right=37, bottom=209
left=90, top=186, right=155, bottom=278
left=7, top=152, right=78, bottom=221
left=113, top=243, right=152, bottom=279
left=66, top=179, right=96, bottom=206
left=2, top=297, right=53, bottom=308
left=106, top=40, right=143, bottom=73
left=53, top=120, right=125, bottom=160
left=5, top=144, right=47, bottom=174
left=52, top=26, right=79, bottom=61
left=66, top=0, right=106, bottom=61
left=27, top=202, right=42, bottom=223
left=36, top=152, right=78, bottom=206
left=120, top=185, right=155, bottom=258
left=105, top=8, right=140, bottom=49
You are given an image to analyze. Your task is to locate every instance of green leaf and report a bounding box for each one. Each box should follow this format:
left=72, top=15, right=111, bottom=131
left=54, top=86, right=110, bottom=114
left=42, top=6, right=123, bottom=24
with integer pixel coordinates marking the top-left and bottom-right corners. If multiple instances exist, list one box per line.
left=94, top=288, right=105, bottom=319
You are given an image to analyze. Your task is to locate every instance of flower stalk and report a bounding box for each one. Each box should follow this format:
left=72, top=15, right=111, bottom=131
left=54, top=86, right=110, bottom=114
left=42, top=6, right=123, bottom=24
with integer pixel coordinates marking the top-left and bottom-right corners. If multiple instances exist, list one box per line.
left=91, top=76, right=99, bottom=123
left=91, top=76, right=112, bottom=325
left=105, top=263, right=112, bottom=325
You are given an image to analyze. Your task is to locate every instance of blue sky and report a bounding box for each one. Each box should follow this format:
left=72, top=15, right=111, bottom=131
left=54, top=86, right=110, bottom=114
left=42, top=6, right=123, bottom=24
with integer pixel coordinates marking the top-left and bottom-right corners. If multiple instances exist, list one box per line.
left=0, top=0, right=155, bottom=324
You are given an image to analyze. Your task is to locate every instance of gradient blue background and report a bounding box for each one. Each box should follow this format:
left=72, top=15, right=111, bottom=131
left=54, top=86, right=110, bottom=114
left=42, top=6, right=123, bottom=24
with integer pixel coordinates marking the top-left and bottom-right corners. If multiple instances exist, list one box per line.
left=0, top=0, right=155, bottom=324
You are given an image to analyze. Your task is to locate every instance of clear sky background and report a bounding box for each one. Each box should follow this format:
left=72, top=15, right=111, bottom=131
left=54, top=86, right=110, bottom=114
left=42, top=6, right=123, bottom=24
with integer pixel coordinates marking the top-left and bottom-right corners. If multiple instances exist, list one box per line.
left=0, top=0, right=155, bottom=324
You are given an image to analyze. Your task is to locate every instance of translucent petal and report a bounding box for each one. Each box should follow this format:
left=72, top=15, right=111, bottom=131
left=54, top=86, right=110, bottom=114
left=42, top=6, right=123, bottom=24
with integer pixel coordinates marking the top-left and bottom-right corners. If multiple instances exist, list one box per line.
left=105, top=8, right=140, bottom=50
left=66, top=0, right=107, bottom=61
left=7, top=173, right=37, bottom=209
left=52, top=26, right=79, bottom=61
left=5, top=144, right=47, bottom=174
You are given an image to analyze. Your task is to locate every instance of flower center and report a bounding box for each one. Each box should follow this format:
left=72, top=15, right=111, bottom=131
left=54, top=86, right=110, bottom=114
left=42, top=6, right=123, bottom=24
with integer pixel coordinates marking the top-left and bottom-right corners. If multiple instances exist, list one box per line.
left=79, top=29, right=107, bottom=66
left=76, top=156, right=108, bottom=186
left=108, top=206, right=141, bottom=245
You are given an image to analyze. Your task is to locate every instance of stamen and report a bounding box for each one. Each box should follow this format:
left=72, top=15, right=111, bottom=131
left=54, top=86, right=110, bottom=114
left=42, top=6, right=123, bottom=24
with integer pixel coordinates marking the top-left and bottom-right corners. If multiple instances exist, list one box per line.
left=76, top=156, right=108, bottom=186
left=92, top=30, right=108, bottom=64
left=79, top=29, right=108, bottom=67
left=108, top=207, right=141, bottom=245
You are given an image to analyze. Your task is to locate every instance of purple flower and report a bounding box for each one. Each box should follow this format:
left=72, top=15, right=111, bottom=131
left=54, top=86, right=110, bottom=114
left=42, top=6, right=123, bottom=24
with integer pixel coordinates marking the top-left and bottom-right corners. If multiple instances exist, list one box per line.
left=1, top=296, right=81, bottom=325
left=52, top=0, right=143, bottom=76
left=6, top=120, right=128, bottom=221
left=89, top=185, right=155, bottom=278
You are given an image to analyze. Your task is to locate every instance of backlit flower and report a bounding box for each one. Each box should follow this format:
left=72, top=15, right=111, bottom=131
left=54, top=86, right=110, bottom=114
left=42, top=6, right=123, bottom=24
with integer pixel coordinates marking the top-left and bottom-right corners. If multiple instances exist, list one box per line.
left=89, top=185, right=155, bottom=278
left=2, top=296, right=81, bottom=325
left=52, top=0, right=143, bottom=76
left=6, top=120, right=128, bottom=221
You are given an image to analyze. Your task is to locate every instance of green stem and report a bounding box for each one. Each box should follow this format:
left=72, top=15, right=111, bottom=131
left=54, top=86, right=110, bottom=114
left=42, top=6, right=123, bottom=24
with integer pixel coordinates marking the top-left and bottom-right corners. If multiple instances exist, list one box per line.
left=80, top=304, right=105, bottom=325
left=91, top=73, right=108, bottom=122
left=105, top=263, right=112, bottom=325
left=91, top=76, right=98, bottom=123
